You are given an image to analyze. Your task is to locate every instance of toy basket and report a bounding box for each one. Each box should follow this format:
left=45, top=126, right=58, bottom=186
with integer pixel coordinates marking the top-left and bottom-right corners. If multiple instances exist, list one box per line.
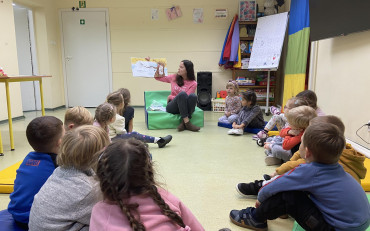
left=211, top=98, right=225, bottom=112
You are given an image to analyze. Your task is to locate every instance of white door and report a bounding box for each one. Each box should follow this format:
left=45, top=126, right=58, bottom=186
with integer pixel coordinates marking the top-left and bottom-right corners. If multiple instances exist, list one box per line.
left=61, top=10, right=111, bottom=107
left=13, top=6, right=41, bottom=111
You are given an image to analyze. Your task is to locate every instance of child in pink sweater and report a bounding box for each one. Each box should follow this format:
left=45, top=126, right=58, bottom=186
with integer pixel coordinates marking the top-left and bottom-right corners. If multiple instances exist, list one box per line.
left=90, top=139, right=205, bottom=231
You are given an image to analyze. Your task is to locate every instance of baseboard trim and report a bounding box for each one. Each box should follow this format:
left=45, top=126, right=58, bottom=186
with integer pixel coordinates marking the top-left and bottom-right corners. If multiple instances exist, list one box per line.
left=0, top=116, right=26, bottom=124
left=45, top=105, right=66, bottom=111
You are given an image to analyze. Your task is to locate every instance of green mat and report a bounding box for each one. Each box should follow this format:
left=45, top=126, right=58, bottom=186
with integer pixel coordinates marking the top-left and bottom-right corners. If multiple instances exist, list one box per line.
left=144, top=91, right=204, bottom=130
left=292, top=194, right=370, bottom=231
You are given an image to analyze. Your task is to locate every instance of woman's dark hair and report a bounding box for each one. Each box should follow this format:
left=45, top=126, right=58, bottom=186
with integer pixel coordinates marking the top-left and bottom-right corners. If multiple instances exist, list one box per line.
left=176, top=60, right=195, bottom=87
left=296, top=90, right=318, bottom=109
left=241, top=90, right=257, bottom=106
left=97, top=139, right=186, bottom=231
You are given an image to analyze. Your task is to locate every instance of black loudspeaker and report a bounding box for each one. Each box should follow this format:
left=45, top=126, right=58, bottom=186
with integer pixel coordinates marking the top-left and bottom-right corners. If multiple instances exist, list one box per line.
left=197, top=72, right=212, bottom=111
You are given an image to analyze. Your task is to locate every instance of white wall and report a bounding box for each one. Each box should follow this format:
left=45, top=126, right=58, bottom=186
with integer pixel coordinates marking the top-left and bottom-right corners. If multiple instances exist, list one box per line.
left=312, top=30, right=370, bottom=150
left=0, top=1, right=23, bottom=121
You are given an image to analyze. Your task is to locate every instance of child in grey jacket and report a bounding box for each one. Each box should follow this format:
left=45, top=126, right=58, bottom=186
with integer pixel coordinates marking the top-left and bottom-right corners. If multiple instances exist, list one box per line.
left=228, top=90, right=264, bottom=135
left=29, top=125, right=110, bottom=231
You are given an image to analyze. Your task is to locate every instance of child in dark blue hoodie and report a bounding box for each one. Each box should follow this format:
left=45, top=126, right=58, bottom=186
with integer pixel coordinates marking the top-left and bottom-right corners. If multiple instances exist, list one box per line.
left=8, top=116, right=64, bottom=229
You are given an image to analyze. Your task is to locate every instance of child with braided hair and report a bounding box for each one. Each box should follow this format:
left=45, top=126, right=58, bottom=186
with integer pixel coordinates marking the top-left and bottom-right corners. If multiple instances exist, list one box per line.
left=90, top=139, right=205, bottom=231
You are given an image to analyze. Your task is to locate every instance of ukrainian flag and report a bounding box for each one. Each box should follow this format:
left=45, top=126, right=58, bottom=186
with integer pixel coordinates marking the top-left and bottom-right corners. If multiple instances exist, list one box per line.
left=282, top=0, right=310, bottom=106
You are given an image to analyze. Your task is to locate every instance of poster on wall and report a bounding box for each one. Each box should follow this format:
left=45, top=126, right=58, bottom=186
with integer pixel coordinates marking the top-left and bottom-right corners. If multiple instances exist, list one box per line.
left=239, top=0, right=257, bottom=21
left=131, top=57, right=168, bottom=78
left=166, top=6, right=182, bottom=21
left=151, top=9, right=159, bottom=20
left=215, top=9, right=228, bottom=18
left=193, top=8, right=204, bottom=23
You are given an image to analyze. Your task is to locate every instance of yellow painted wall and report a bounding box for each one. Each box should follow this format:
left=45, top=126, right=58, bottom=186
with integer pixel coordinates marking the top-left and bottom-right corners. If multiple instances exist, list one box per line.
left=313, top=30, right=370, bottom=149
left=0, top=1, right=22, bottom=121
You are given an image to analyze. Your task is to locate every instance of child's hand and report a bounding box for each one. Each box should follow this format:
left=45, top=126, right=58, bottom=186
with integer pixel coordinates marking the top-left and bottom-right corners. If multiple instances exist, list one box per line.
left=145, top=56, right=151, bottom=61
left=255, top=200, right=261, bottom=208
left=270, top=172, right=277, bottom=178
left=264, top=143, right=271, bottom=150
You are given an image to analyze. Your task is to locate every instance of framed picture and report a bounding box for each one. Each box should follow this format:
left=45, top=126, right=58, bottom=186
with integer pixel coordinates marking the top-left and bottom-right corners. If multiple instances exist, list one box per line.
left=239, top=0, right=257, bottom=21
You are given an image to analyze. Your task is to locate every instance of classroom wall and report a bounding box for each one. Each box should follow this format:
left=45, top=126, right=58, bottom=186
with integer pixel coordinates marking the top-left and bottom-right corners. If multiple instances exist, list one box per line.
left=54, top=0, right=268, bottom=106
left=1, top=0, right=289, bottom=122
left=312, top=30, right=370, bottom=149
left=0, top=1, right=22, bottom=121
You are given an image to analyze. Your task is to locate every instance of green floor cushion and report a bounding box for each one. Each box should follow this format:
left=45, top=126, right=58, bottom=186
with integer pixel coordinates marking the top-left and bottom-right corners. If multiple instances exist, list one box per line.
left=292, top=194, right=370, bottom=231
left=144, top=91, right=204, bottom=130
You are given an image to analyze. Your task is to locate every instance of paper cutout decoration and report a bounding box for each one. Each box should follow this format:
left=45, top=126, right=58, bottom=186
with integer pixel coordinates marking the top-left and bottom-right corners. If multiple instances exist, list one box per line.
left=166, top=6, right=182, bottom=20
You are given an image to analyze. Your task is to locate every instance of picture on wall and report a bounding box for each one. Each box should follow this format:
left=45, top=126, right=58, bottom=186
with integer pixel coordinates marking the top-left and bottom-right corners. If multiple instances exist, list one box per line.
left=239, top=0, right=257, bottom=21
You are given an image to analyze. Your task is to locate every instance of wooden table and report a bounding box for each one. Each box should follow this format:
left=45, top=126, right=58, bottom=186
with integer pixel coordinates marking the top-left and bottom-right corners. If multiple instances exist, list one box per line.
left=0, top=75, right=51, bottom=155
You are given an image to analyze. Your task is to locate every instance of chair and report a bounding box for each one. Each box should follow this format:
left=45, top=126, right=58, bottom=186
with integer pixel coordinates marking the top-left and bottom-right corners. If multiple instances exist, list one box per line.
left=144, top=91, right=204, bottom=130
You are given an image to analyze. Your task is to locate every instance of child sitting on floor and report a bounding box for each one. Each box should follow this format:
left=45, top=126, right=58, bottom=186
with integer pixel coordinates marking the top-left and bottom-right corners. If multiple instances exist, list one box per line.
left=255, top=96, right=309, bottom=140
left=29, top=125, right=110, bottom=230
left=64, top=106, right=93, bottom=131
left=230, top=122, right=370, bottom=230
left=117, top=88, right=134, bottom=133
left=264, top=105, right=317, bottom=165
left=218, top=80, right=242, bottom=124
left=106, top=91, right=172, bottom=148
left=90, top=139, right=205, bottom=231
left=8, top=116, right=64, bottom=229
left=236, top=115, right=368, bottom=197
left=296, top=89, right=325, bottom=116
left=228, top=90, right=264, bottom=135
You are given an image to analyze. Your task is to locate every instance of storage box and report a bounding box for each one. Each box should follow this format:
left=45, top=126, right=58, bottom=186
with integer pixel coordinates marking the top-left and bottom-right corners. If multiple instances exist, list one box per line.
left=212, top=98, right=226, bottom=112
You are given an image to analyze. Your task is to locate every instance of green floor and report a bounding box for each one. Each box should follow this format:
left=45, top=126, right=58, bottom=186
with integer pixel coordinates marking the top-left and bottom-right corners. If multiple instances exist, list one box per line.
left=0, top=108, right=294, bottom=230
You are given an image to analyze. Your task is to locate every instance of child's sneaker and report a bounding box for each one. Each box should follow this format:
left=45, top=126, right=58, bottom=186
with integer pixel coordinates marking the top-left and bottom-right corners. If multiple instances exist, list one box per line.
left=234, top=128, right=244, bottom=135
left=228, top=128, right=243, bottom=135
left=157, top=135, right=172, bottom=148
left=236, top=180, right=263, bottom=196
left=270, top=106, right=281, bottom=115
left=229, top=207, right=267, bottom=230
left=227, top=129, right=235, bottom=135
left=265, top=155, right=283, bottom=166
left=256, top=130, right=268, bottom=139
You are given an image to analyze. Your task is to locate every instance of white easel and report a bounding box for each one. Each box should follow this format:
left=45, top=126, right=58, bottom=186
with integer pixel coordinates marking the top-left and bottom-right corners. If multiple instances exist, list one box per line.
left=248, top=12, right=289, bottom=114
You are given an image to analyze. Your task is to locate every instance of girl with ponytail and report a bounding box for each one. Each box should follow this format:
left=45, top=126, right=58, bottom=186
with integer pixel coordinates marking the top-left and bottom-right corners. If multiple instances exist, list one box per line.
left=90, top=139, right=204, bottom=231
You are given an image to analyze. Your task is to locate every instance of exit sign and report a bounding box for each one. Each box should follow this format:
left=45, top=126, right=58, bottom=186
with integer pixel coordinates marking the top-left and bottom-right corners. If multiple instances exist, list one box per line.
left=79, top=1, right=86, bottom=8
